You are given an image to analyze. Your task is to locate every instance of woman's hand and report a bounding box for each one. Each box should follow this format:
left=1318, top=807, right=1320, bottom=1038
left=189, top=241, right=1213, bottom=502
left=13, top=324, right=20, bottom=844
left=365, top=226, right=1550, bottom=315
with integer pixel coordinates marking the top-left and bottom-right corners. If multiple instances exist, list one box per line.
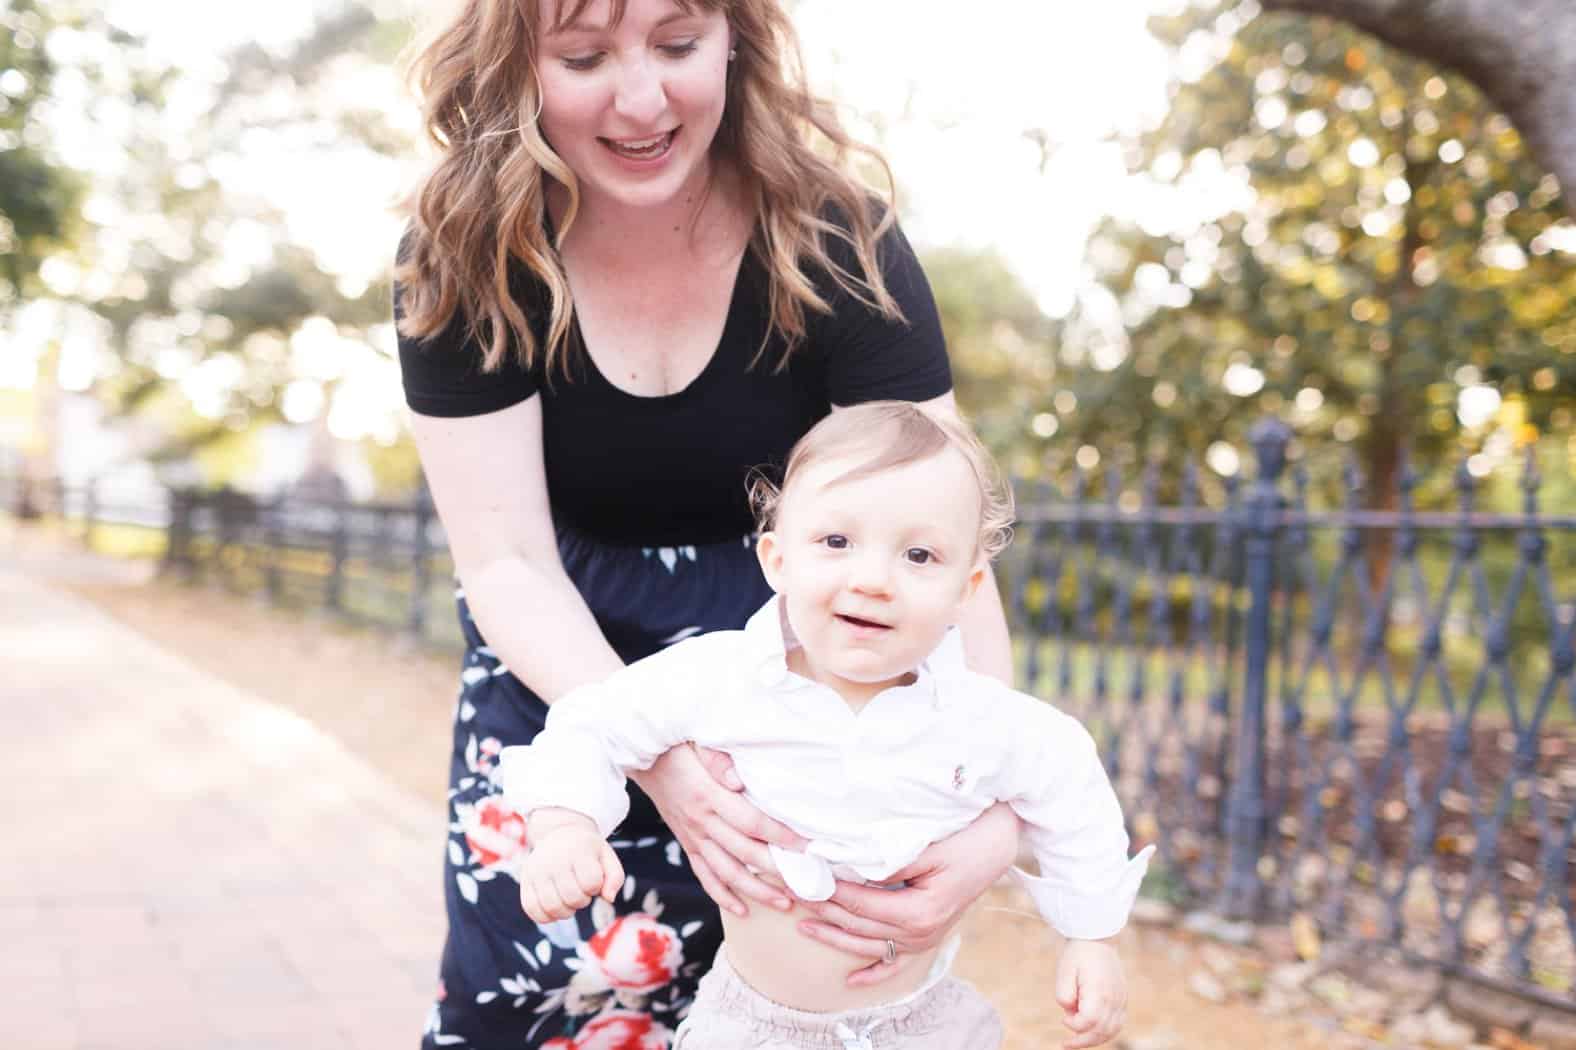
left=794, top=802, right=1021, bottom=987
left=632, top=744, right=807, bottom=917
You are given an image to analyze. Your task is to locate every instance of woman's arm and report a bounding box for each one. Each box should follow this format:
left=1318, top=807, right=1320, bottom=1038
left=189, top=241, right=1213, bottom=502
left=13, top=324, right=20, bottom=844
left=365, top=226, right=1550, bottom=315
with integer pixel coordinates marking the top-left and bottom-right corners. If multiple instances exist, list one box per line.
left=412, top=398, right=801, bottom=912
left=411, top=398, right=623, bottom=699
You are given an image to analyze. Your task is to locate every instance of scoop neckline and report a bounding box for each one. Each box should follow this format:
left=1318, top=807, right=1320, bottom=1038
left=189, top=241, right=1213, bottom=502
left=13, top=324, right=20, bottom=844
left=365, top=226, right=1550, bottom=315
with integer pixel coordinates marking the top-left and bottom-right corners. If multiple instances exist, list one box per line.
left=573, top=248, right=754, bottom=407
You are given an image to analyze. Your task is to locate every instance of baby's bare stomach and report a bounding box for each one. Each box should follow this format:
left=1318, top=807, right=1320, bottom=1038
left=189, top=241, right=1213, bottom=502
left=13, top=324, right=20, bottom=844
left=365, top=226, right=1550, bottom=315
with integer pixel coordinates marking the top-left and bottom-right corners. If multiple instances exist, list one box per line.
left=718, top=901, right=941, bottom=1013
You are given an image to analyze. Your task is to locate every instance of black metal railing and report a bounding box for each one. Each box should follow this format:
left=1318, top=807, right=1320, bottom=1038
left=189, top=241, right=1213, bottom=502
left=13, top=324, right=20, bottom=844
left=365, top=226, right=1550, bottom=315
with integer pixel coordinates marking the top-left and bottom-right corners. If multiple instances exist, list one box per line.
left=1002, top=419, right=1575, bottom=1007
left=7, top=416, right=1574, bottom=1004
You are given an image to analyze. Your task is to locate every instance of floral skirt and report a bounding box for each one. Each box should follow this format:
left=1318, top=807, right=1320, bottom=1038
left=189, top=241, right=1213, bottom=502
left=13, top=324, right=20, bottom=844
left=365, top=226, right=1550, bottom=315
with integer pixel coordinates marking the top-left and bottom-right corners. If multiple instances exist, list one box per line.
left=422, top=527, right=774, bottom=1050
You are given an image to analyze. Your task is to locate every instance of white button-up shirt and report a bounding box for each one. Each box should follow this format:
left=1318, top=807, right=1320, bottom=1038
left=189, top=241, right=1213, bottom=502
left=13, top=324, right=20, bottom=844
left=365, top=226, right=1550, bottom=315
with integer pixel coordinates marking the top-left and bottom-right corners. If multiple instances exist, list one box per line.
left=499, top=597, right=1154, bottom=941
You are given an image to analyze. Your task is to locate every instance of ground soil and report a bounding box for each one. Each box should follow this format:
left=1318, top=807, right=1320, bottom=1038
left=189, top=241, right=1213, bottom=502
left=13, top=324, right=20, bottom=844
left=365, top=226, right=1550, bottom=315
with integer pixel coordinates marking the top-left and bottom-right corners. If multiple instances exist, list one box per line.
left=19, top=527, right=1339, bottom=1049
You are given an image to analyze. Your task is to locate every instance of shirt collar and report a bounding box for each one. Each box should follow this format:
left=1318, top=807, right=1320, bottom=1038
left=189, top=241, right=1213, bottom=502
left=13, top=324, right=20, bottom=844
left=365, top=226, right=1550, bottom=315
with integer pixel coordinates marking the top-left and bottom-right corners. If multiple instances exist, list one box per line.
left=742, top=595, right=969, bottom=708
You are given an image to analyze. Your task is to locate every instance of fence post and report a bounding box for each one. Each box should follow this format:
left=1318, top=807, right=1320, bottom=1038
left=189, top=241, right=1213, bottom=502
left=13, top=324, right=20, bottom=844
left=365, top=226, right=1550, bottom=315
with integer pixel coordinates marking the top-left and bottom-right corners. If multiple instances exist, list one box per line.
left=1220, top=416, right=1291, bottom=920
left=408, top=493, right=433, bottom=638
left=82, top=477, right=98, bottom=551
left=326, top=500, right=348, bottom=614
left=263, top=495, right=284, bottom=605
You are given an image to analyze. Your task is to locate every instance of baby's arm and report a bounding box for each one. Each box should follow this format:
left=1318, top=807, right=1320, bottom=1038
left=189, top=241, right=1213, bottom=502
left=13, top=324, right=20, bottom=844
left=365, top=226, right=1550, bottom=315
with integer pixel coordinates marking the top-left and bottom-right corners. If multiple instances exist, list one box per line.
left=519, top=808, right=625, bottom=922
left=497, top=635, right=727, bottom=916
left=996, top=699, right=1153, bottom=1049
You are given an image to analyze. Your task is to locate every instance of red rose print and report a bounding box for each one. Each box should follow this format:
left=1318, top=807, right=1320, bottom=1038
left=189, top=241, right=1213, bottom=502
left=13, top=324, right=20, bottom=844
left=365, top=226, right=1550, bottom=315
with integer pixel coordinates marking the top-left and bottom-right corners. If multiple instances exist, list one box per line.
left=462, top=795, right=530, bottom=871
left=541, top=1039, right=575, bottom=1050
left=580, top=914, right=683, bottom=993
left=574, top=1010, right=672, bottom=1050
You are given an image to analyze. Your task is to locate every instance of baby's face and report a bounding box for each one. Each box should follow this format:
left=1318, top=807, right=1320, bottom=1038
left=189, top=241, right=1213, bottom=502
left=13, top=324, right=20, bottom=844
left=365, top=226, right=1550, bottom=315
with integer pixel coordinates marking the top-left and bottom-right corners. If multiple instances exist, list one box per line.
left=756, top=448, right=986, bottom=706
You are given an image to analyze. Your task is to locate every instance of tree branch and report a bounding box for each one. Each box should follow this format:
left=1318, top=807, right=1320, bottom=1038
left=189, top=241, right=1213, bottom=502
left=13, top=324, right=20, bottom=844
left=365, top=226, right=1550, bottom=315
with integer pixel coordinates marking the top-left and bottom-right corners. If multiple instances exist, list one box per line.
left=1259, top=0, right=1575, bottom=216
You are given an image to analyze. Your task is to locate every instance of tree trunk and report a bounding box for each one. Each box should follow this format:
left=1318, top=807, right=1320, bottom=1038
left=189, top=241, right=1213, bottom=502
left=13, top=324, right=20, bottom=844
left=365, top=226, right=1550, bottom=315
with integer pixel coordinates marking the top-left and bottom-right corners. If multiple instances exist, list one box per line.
left=1259, top=0, right=1575, bottom=218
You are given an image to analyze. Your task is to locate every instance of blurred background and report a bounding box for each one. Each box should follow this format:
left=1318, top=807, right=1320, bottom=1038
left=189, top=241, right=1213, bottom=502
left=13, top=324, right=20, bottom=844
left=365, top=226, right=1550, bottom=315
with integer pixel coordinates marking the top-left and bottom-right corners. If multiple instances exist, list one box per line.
left=3, top=0, right=1570, bottom=510
left=5, top=1, right=1576, bottom=1041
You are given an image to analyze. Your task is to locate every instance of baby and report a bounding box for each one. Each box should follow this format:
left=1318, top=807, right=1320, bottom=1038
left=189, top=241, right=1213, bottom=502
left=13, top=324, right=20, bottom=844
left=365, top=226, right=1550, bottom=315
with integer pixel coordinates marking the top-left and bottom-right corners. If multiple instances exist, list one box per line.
left=499, top=401, right=1153, bottom=1050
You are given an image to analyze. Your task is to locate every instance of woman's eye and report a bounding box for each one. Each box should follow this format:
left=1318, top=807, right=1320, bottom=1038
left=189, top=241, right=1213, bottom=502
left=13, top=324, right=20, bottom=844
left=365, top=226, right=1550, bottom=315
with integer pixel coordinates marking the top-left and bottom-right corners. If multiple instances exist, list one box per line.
left=822, top=534, right=849, bottom=550
left=562, top=52, right=604, bottom=71
left=905, top=548, right=933, bottom=565
left=659, top=39, right=699, bottom=58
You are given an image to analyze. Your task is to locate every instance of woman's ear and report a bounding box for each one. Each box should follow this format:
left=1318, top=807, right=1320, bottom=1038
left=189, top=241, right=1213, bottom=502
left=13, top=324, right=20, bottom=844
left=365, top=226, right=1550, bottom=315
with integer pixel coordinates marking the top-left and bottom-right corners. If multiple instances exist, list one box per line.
left=756, top=531, right=785, bottom=592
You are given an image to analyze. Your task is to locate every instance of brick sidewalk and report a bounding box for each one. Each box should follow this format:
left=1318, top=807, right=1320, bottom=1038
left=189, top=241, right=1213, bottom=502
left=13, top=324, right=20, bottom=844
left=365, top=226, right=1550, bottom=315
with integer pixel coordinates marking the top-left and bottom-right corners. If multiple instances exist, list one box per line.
left=1, top=565, right=444, bottom=1050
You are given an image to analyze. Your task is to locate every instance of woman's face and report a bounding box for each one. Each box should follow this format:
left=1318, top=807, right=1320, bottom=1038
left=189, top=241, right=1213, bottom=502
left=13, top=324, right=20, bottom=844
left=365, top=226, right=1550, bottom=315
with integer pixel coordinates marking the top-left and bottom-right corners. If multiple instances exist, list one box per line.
left=536, top=0, right=732, bottom=215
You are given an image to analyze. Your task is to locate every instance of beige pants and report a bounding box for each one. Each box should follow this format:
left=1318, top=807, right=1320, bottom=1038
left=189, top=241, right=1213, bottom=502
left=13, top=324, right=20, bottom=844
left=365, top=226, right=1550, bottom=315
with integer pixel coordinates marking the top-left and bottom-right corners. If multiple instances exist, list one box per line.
left=673, top=948, right=1004, bottom=1050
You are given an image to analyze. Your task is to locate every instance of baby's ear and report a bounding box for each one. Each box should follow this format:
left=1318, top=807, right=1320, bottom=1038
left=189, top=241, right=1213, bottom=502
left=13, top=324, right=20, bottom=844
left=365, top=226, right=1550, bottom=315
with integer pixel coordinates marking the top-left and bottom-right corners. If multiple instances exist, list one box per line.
left=961, top=558, right=988, bottom=604
left=756, top=531, right=785, bottom=592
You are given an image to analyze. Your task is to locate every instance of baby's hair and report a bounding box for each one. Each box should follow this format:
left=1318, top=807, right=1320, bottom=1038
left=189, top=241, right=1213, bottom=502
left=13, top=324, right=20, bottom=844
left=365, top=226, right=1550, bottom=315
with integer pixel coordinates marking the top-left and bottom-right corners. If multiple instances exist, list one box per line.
left=748, top=401, right=1015, bottom=560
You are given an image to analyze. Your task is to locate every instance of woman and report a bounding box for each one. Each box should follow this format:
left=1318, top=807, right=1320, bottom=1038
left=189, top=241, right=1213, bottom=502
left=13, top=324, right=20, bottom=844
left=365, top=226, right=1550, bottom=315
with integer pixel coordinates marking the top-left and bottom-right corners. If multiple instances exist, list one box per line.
left=394, top=0, right=1020, bottom=1046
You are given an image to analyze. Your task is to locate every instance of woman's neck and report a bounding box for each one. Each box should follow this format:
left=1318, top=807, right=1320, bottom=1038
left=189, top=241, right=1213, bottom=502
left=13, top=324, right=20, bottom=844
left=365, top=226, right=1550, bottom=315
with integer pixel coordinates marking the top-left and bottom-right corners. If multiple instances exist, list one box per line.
left=551, top=160, right=749, bottom=270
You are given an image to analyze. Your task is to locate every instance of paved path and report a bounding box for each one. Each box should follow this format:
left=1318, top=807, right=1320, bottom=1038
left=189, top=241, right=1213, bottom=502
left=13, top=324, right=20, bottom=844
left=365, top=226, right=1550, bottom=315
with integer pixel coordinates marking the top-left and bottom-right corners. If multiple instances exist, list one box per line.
left=1, top=565, right=444, bottom=1049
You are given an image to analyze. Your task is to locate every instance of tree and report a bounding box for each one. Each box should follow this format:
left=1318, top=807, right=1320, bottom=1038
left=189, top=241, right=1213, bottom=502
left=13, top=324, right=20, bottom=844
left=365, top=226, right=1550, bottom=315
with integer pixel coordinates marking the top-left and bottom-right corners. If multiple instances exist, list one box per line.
left=1055, top=3, right=1574, bottom=510
left=1260, top=0, right=1576, bottom=218
left=9, top=4, right=412, bottom=484
left=0, top=1, right=88, bottom=303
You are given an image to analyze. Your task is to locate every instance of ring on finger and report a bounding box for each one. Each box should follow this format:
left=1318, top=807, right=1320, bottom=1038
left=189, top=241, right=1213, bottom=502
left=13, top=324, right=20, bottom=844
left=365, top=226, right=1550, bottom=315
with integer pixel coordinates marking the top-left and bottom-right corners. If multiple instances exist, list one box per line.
left=883, top=938, right=897, bottom=965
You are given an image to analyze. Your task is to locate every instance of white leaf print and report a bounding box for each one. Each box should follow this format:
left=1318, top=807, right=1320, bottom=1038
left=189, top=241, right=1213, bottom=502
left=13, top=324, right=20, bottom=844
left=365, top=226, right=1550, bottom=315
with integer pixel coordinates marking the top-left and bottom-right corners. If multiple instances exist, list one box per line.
left=456, top=872, right=479, bottom=904
left=634, top=836, right=659, bottom=848
left=474, top=868, right=495, bottom=883
left=475, top=991, right=498, bottom=1004
left=435, top=1036, right=467, bottom=1046
left=491, top=664, right=510, bottom=677
left=500, top=977, right=525, bottom=995
left=665, top=841, right=683, bottom=867
left=515, top=941, right=539, bottom=971
left=658, top=626, right=702, bottom=647
left=540, top=917, right=581, bottom=949
left=461, top=667, right=488, bottom=686
left=658, top=547, right=678, bottom=572
left=448, top=841, right=464, bottom=866
left=535, top=939, right=552, bottom=965
left=475, top=645, right=495, bottom=658
left=622, top=877, right=637, bottom=901
left=680, top=920, right=703, bottom=937
left=681, top=546, right=696, bottom=562
left=464, top=735, right=478, bottom=769
left=459, top=700, right=476, bottom=722
left=642, top=889, right=662, bottom=917
left=591, top=896, right=614, bottom=933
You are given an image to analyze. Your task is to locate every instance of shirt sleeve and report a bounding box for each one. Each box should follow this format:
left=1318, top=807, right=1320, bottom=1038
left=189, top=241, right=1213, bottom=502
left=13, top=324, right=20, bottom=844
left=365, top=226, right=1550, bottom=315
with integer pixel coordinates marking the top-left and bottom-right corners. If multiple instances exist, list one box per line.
left=811, top=214, right=952, bottom=407
left=394, top=234, right=541, bottom=418
left=994, top=695, right=1155, bottom=940
left=496, top=634, right=727, bottom=836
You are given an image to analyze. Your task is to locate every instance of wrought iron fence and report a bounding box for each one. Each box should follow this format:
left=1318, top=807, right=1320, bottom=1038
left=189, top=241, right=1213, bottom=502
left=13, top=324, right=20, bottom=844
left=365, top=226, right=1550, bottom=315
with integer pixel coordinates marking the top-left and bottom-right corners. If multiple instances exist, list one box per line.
left=7, top=416, right=1575, bottom=1004
left=1001, top=419, right=1576, bottom=1008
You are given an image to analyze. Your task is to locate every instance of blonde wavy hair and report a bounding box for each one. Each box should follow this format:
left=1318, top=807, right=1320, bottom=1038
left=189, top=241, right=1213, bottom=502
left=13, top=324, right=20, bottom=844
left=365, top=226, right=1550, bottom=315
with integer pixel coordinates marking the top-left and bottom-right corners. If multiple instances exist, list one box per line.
left=750, top=402, right=1016, bottom=562
left=394, top=0, right=904, bottom=377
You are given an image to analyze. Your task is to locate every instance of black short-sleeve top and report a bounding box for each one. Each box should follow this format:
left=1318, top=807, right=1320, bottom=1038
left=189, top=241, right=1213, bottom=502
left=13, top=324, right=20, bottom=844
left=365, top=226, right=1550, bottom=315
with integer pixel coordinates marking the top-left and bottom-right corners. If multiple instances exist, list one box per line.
left=397, top=219, right=951, bottom=547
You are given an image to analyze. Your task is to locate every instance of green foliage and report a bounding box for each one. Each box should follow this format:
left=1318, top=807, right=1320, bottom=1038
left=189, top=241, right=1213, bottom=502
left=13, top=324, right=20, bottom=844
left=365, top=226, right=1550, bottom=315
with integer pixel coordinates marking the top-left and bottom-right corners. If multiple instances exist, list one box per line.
left=0, top=1, right=84, bottom=299
left=1055, top=2, right=1574, bottom=504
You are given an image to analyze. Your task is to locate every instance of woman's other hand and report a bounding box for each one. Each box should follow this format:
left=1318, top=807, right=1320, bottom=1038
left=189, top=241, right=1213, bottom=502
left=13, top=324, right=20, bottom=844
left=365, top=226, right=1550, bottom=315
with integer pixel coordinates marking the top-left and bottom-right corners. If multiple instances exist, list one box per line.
left=633, top=744, right=807, bottom=917
left=794, top=801, right=1021, bottom=987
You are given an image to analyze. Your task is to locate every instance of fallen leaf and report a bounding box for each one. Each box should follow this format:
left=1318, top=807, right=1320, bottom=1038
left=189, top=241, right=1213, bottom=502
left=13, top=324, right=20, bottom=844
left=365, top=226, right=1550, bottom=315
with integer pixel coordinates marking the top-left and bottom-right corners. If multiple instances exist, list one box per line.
left=1291, top=912, right=1321, bottom=961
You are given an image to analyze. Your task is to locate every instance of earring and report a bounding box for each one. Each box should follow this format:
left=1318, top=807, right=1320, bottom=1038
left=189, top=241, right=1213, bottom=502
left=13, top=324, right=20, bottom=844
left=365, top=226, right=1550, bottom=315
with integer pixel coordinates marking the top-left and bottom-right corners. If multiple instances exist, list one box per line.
left=728, top=47, right=737, bottom=62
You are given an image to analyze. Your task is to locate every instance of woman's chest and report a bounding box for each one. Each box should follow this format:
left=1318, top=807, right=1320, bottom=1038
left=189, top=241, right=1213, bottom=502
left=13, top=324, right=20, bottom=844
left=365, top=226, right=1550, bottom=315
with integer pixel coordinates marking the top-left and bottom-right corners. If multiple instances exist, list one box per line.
left=568, top=254, right=742, bottom=398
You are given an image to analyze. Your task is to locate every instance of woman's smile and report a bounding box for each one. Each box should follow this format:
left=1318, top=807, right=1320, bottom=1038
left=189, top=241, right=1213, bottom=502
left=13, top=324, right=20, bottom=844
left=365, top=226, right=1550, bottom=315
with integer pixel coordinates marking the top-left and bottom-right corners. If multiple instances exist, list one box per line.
left=599, top=128, right=679, bottom=164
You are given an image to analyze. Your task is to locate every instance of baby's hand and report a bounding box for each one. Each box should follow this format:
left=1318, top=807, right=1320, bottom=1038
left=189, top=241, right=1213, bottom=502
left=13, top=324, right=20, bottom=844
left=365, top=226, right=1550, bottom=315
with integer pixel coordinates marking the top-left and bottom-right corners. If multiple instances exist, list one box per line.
left=518, top=808, right=625, bottom=923
left=1054, top=938, right=1127, bottom=1049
